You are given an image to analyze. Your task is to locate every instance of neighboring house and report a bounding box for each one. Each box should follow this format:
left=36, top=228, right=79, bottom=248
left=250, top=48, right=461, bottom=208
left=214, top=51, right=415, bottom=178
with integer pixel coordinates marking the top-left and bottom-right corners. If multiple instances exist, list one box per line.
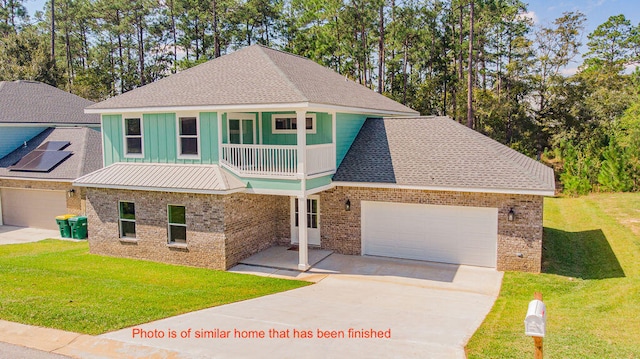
left=74, top=45, right=555, bottom=273
left=0, top=81, right=102, bottom=230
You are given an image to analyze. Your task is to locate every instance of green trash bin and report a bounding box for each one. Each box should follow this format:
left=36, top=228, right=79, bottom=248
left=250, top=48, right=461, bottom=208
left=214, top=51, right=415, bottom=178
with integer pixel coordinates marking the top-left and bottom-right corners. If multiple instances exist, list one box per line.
left=55, top=214, right=75, bottom=238
left=69, top=216, right=88, bottom=240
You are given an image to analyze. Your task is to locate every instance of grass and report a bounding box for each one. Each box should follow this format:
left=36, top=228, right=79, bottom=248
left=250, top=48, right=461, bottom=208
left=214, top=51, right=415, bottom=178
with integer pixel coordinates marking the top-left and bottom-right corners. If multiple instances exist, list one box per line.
left=466, top=193, right=640, bottom=358
left=0, top=240, right=310, bottom=335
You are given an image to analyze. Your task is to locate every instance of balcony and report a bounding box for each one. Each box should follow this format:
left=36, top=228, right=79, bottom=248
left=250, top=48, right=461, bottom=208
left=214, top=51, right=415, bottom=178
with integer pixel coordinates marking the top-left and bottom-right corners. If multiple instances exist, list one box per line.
left=220, top=143, right=336, bottom=178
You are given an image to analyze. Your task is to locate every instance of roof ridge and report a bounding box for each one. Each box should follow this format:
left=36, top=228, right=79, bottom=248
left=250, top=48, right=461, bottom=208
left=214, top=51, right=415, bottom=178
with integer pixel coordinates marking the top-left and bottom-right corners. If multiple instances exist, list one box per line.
left=257, top=46, right=309, bottom=101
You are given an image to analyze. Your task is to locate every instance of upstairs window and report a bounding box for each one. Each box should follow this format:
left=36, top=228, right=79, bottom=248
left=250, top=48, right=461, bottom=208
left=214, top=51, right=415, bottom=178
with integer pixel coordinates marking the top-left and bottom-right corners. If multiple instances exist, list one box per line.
left=272, top=114, right=316, bottom=134
left=119, top=202, right=136, bottom=238
left=179, top=117, right=199, bottom=156
left=124, top=117, right=143, bottom=156
left=168, top=205, right=187, bottom=244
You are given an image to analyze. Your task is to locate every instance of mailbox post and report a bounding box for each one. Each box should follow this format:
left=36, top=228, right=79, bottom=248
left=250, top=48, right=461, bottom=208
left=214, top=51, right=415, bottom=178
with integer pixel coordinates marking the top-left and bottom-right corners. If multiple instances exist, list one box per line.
left=524, top=292, right=546, bottom=359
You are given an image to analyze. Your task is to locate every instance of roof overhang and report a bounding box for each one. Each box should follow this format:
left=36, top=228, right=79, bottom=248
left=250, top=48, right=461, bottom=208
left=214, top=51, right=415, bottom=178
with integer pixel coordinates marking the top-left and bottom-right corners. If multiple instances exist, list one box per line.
left=72, top=182, right=246, bottom=195
left=331, top=181, right=556, bottom=196
left=0, top=123, right=100, bottom=127
left=85, top=102, right=419, bottom=117
left=0, top=176, right=74, bottom=183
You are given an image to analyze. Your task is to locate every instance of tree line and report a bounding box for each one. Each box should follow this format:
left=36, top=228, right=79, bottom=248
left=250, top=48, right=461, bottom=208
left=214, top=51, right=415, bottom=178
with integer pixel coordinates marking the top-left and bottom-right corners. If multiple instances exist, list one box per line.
left=1, top=0, right=639, bottom=194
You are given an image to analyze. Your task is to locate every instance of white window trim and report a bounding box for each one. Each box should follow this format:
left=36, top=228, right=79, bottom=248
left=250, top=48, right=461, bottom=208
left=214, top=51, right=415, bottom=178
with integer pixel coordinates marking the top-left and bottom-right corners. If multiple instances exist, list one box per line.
left=122, top=114, right=144, bottom=158
left=226, top=112, right=257, bottom=144
left=167, top=204, right=187, bottom=245
left=272, top=113, right=316, bottom=134
left=176, top=113, right=201, bottom=160
left=292, top=195, right=321, bottom=229
left=118, top=201, right=137, bottom=239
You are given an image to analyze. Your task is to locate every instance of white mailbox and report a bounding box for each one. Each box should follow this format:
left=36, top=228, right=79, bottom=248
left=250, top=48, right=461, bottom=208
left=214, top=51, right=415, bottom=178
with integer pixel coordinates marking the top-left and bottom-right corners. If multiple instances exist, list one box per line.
left=524, top=299, right=546, bottom=337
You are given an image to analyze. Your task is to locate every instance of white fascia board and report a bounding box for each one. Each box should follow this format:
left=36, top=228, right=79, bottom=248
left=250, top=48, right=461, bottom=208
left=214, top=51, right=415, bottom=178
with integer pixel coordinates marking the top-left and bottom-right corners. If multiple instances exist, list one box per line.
left=0, top=176, right=74, bottom=183
left=306, top=103, right=419, bottom=117
left=86, top=102, right=419, bottom=117
left=331, top=181, right=555, bottom=196
left=71, top=182, right=246, bottom=195
left=0, top=123, right=99, bottom=127
left=85, top=102, right=312, bottom=115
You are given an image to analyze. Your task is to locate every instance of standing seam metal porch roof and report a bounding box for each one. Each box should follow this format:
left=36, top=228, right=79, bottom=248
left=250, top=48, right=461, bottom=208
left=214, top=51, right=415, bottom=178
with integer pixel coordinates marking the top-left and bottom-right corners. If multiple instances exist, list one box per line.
left=87, top=45, right=419, bottom=115
left=73, top=163, right=246, bottom=193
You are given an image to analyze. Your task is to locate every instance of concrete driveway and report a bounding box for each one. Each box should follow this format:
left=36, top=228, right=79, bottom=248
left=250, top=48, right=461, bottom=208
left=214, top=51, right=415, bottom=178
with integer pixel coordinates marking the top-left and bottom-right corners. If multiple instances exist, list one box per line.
left=0, top=225, right=62, bottom=244
left=101, top=254, right=503, bottom=359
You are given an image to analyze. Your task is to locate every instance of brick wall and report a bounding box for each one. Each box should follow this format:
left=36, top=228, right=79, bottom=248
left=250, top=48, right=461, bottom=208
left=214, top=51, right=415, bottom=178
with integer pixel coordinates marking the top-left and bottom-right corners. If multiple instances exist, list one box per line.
left=86, top=188, right=227, bottom=269
left=85, top=188, right=290, bottom=270
left=0, top=179, right=83, bottom=214
left=319, top=186, right=544, bottom=273
left=223, top=193, right=289, bottom=268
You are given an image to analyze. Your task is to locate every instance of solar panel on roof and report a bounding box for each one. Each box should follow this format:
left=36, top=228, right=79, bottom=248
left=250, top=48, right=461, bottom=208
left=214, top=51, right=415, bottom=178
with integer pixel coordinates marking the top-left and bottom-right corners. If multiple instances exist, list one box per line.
left=10, top=151, right=44, bottom=170
left=9, top=150, right=72, bottom=172
left=36, top=141, right=70, bottom=151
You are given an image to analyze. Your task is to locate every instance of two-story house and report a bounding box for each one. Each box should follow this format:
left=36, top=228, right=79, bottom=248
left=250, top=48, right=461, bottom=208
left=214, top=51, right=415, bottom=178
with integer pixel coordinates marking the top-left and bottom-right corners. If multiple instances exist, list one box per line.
left=0, top=81, right=102, bottom=229
left=74, top=45, right=554, bottom=273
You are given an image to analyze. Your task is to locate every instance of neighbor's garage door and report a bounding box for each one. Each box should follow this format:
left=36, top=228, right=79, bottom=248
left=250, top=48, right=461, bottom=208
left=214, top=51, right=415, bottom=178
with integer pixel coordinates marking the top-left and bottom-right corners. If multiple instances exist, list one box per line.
left=0, top=188, right=67, bottom=230
left=362, top=201, right=498, bottom=267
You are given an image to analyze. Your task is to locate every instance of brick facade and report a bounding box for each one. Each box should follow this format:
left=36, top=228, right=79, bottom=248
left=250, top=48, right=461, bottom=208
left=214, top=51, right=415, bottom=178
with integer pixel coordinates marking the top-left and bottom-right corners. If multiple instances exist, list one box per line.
left=319, top=186, right=544, bottom=273
left=0, top=178, right=84, bottom=215
left=84, top=185, right=543, bottom=273
left=85, top=188, right=288, bottom=270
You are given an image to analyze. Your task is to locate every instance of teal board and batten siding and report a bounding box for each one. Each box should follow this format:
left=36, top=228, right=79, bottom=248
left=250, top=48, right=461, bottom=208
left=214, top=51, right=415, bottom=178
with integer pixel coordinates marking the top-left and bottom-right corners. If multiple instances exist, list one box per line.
left=335, top=113, right=367, bottom=167
left=0, top=127, right=47, bottom=158
left=260, top=112, right=332, bottom=145
left=101, top=113, right=219, bottom=166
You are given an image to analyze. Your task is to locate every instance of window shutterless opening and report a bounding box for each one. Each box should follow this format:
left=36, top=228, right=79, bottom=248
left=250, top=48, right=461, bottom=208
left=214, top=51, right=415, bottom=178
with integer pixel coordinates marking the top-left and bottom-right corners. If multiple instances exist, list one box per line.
left=119, top=201, right=136, bottom=238
left=124, top=118, right=143, bottom=156
left=168, top=205, right=187, bottom=244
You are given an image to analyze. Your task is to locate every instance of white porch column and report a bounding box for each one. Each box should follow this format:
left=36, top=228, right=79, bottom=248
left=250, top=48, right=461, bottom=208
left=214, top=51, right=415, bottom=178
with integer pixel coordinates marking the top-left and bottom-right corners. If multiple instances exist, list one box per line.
left=296, top=110, right=309, bottom=270
left=297, top=196, right=309, bottom=270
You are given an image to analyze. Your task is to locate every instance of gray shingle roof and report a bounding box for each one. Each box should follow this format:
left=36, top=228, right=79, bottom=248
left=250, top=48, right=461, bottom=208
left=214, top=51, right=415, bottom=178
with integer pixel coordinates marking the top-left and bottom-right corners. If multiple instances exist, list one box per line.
left=88, top=45, right=418, bottom=115
left=73, top=163, right=246, bottom=194
left=0, top=127, right=103, bottom=180
left=334, top=117, right=555, bottom=195
left=0, top=81, right=99, bottom=124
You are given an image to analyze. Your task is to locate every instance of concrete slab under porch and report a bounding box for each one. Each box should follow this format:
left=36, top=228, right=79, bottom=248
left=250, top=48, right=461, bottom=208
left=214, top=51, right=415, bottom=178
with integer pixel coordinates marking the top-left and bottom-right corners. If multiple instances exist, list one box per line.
left=237, top=245, right=333, bottom=271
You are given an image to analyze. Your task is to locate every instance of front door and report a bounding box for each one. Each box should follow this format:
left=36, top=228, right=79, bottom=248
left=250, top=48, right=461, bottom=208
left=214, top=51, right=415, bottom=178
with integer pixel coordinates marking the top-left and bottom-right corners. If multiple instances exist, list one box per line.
left=291, top=196, right=321, bottom=246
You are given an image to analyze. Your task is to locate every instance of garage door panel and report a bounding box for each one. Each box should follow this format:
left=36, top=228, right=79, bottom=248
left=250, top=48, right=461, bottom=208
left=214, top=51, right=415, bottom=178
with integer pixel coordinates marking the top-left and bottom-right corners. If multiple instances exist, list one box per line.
left=362, top=201, right=497, bottom=268
left=1, top=188, right=67, bottom=230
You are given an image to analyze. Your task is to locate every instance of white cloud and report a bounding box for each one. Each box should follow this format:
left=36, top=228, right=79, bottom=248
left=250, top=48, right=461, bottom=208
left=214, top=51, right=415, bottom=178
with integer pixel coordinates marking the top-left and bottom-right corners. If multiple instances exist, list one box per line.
left=518, top=11, right=539, bottom=24
left=560, top=66, right=579, bottom=76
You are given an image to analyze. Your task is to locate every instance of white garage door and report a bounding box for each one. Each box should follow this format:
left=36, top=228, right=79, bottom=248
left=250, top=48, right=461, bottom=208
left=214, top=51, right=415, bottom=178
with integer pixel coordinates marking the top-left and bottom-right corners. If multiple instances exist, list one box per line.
left=362, top=201, right=498, bottom=267
left=1, top=188, right=67, bottom=230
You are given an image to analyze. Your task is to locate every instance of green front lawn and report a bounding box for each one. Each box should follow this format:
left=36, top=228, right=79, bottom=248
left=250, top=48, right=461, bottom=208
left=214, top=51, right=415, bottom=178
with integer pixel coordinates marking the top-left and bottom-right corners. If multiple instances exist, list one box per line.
left=467, top=193, right=640, bottom=358
left=0, top=240, right=309, bottom=335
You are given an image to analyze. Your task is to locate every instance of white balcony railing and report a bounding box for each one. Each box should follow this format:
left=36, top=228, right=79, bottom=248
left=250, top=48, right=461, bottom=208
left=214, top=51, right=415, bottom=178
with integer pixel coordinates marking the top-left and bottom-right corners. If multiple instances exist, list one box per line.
left=306, top=143, right=335, bottom=175
left=221, top=143, right=335, bottom=177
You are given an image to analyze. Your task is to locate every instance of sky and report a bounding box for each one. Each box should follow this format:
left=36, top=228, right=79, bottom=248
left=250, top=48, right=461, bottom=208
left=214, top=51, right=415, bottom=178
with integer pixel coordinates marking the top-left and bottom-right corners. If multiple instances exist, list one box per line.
left=22, top=0, right=640, bottom=74
left=525, top=0, right=640, bottom=74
